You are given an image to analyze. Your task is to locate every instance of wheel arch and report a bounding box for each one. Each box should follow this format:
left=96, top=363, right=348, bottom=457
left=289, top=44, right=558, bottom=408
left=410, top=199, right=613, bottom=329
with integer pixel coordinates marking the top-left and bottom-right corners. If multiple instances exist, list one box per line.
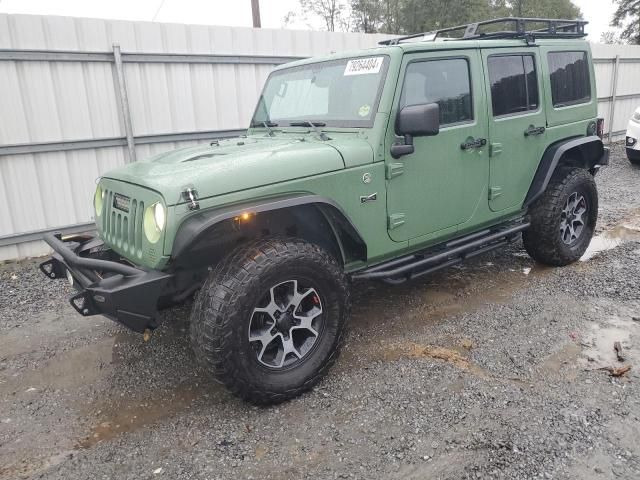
left=524, top=135, right=609, bottom=208
left=170, top=194, right=367, bottom=268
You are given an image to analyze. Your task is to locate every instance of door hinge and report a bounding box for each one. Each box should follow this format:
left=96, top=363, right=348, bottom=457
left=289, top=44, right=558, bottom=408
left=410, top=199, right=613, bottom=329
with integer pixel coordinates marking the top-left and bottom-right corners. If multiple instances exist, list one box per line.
left=388, top=213, right=406, bottom=230
left=490, top=142, right=503, bottom=157
left=489, top=187, right=502, bottom=200
left=386, top=162, right=404, bottom=179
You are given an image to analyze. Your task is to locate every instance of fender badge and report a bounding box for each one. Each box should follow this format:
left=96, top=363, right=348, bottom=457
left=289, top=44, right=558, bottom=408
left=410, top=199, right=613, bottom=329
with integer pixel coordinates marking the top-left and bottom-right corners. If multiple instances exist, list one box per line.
left=362, top=173, right=372, bottom=184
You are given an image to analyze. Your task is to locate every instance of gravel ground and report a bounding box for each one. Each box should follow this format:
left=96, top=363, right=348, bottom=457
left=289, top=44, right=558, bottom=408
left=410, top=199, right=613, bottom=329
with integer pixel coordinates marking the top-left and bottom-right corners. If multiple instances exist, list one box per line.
left=1, top=143, right=640, bottom=480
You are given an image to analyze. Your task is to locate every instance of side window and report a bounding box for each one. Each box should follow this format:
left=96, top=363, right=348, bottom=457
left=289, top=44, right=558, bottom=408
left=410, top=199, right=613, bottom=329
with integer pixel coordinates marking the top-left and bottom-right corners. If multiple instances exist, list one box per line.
left=399, top=58, right=473, bottom=126
left=487, top=54, right=539, bottom=117
left=548, top=51, right=591, bottom=107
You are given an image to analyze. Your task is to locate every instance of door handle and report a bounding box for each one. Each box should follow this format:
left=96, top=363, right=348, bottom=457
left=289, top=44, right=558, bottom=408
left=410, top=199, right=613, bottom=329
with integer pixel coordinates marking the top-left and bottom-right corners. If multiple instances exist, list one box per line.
left=524, top=125, right=546, bottom=137
left=360, top=192, right=378, bottom=204
left=460, top=137, right=487, bottom=150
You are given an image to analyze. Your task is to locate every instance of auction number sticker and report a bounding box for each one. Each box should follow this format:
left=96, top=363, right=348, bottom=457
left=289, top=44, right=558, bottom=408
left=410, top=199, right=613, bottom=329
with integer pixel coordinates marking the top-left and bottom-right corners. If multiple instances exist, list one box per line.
left=344, top=57, right=384, bottom=76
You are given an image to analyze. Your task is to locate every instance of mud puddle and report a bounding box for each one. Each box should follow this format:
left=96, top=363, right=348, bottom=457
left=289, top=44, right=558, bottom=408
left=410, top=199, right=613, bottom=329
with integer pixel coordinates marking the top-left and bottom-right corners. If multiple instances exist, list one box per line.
left=537, top=299, right=640, bottom=382
left=381, top=340, right=529, bottom=385
left=353, top=262, right=551, bottom=331
left=0, top=450, right=77, bottom=480
left=0, top=336, right=114, bottom=392
left=383, top=341, right=488, bottom=376
left=581, top=312, right=640, bottom=373
left=343, top=263, right=551, bottom=370
left=78, top=329, right=221, bottom=448
left=581, top=209, right=640, bottom=261
left=78, top=384, right=204, bottom=448
left=538, top=343, right=583, bottom=381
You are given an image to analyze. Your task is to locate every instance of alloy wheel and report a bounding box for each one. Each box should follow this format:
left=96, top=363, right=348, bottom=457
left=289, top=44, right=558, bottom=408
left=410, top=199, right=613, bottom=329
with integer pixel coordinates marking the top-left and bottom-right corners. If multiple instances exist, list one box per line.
left=560, top=191, right=588, bottom=245
left=248, top=280, right=324, bottom=369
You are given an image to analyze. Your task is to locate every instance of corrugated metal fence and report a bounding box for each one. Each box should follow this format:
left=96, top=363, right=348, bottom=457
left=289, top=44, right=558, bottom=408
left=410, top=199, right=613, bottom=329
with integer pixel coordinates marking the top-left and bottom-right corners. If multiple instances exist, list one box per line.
left=0, top=14, right=391, bottom=261
left=0, top=14, right=639, bottom=262
left=592, top=43, right=640, bottom=142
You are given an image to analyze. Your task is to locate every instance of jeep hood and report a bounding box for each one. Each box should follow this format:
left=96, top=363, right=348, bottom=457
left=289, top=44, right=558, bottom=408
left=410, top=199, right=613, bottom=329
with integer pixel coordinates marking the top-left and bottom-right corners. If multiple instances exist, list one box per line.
left=103, top=136, right=363, bottom=205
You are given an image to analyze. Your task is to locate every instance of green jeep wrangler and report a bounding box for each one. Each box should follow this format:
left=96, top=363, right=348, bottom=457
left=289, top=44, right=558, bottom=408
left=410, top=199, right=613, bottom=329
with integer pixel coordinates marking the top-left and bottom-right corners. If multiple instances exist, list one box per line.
left=41, top=18, right=608, bottom=403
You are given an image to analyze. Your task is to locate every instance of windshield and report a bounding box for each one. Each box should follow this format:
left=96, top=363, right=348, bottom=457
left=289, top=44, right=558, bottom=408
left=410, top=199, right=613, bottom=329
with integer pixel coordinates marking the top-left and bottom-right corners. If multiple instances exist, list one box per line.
left=251, top=56, right=389, bottom=128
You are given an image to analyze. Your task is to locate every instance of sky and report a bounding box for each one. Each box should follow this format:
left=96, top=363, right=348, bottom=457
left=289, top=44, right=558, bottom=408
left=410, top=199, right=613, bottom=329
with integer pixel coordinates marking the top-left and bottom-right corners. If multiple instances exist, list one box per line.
left=0, top=0, right=619, bottom=42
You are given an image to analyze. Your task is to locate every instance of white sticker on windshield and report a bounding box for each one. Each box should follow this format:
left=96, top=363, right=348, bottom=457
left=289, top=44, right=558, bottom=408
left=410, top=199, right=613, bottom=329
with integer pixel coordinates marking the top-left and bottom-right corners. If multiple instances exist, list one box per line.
left=344, top=57, right=384, bottom=76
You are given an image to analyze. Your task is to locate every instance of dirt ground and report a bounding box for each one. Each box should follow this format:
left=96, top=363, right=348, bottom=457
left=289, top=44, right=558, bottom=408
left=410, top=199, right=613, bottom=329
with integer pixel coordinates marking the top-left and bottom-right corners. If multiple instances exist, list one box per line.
left=1, top=143, right=640, bottom=480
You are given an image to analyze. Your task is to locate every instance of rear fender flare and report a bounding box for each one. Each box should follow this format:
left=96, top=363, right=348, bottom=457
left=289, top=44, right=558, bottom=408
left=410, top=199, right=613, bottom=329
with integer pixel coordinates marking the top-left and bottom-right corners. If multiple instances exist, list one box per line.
left=524, top=136, right=608, bottom=208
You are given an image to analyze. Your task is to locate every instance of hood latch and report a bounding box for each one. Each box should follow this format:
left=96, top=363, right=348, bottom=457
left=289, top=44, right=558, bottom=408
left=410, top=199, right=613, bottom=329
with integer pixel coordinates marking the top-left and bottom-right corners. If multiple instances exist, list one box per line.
left=182, top=188, right=200, bottom=210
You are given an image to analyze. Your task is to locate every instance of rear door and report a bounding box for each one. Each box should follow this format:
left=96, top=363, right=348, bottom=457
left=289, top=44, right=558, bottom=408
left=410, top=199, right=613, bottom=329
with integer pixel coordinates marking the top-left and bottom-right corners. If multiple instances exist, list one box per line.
left=481, top=48, right=547, bottom=212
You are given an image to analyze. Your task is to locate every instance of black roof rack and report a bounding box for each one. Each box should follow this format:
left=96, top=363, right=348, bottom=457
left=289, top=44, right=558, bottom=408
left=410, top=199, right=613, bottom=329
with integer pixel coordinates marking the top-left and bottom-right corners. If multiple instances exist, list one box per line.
left=378, top=17, right=587, bottom=45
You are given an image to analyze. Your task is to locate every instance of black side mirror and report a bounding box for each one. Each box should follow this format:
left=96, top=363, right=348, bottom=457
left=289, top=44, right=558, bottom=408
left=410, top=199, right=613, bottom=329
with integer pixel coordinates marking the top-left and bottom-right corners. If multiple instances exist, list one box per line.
left=396, top=103, right=440, bottom=137
left=391, top=103, right=440, bottom=159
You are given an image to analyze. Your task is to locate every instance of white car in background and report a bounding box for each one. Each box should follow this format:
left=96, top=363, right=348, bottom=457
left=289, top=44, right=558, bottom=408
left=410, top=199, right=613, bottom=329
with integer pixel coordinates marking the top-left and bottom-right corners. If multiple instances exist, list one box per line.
left=627, top=106, right=640, bottom=165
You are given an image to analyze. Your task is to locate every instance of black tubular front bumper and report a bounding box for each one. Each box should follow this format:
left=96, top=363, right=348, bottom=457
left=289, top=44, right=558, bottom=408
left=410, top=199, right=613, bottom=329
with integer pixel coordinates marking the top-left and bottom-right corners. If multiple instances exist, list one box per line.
left=40, top=233, right=172, bottom=333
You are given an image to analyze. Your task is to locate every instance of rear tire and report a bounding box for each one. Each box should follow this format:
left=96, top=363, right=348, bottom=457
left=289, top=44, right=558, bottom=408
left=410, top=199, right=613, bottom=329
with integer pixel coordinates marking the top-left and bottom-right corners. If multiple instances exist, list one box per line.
left=523, top=167, right=598, bottom=266
left=190, top=238, right=349, bottom=404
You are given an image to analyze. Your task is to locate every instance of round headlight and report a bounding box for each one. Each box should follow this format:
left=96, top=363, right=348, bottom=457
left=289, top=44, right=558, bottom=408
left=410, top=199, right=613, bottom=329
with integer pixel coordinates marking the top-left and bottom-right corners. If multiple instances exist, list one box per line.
left=94, top=186, right=104, bottom=216
left=154, top=202, right=166, bottom=231
left=143, top=202, right=166, bottom=244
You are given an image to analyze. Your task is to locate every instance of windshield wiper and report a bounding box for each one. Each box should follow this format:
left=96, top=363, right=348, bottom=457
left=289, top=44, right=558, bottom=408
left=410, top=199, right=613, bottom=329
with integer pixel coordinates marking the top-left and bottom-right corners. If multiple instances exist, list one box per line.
left=289, top=121, right=330, bottom=141
left=261, top=121, right=277, bottom=137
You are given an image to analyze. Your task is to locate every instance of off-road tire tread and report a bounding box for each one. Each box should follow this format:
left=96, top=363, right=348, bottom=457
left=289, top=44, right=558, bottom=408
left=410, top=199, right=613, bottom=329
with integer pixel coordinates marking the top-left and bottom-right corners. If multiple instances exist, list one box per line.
left=523, top=167, right=597, bottom=266
left=190, top=237, right=349, bottom=404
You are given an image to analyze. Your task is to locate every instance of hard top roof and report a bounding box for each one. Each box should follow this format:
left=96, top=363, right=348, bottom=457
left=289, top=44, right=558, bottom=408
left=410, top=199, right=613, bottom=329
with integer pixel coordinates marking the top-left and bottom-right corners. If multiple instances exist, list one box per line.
left=274, top=36, right=590, bottom=73
left=274, top=18, right=590, bottom=72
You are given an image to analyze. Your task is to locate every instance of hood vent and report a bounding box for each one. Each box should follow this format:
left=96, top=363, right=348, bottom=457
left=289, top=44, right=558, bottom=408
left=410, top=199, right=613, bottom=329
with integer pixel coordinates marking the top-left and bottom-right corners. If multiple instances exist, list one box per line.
left=183, top=153, right=227, bottom=163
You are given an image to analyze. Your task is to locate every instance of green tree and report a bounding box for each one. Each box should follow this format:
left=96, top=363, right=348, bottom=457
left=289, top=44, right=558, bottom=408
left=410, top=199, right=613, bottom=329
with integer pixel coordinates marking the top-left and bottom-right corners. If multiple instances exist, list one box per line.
left=349, top=0, right=384, bottom=33
left=300, top=0, right=349, bottom=31
left=600, top=30, right=623, bottom=45
left=350, top=0, right=493, bottom=34
left=401, top=0, right=492, bottom=32
left=299, top=0, right=582, bottom=34
left=611, top=0, right=640, bottom=44
left=507, top=0, right=580, bottom=18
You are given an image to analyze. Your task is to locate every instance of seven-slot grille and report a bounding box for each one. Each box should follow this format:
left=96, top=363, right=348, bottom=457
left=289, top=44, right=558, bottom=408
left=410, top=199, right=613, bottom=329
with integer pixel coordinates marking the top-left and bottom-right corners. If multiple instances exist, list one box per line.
left=101, top=189, right=144, bottom=259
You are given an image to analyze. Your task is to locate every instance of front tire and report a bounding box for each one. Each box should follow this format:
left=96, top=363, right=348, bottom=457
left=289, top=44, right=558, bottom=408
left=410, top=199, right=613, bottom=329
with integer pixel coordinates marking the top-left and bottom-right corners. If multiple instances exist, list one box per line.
left=190, top=238, right=349, bottom=404
left=523, top=167, right=598, bottom=266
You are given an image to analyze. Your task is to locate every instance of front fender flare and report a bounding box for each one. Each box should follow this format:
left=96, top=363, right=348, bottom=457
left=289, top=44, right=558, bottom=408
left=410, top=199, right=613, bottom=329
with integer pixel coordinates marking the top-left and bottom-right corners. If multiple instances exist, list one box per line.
left=170, top=194, right=365, bottom=261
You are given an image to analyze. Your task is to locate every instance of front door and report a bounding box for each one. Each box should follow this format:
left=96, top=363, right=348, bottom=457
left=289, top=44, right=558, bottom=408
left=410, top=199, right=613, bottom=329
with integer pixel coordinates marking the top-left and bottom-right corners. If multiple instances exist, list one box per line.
left=385, top=50, right=490, bottom=242
left=481, top=48, right=547, bottom=212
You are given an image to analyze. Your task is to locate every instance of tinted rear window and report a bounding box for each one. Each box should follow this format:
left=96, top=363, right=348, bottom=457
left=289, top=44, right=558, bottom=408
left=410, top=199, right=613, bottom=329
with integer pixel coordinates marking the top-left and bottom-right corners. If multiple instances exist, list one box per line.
left=487, top=55, right=539, bottom=117
left=548, top=51, right=591, bottom=107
